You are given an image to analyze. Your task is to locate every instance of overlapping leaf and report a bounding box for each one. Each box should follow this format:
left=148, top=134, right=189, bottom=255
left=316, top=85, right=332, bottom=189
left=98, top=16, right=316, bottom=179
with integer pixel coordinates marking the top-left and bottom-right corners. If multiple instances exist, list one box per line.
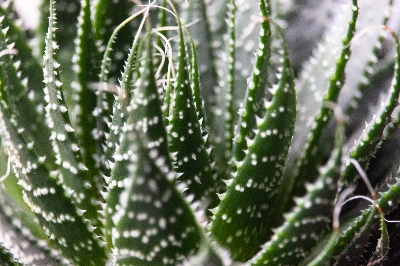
left=111, top=29, right=221, bottom=266
left=211, top=21, right=296, bottom=261
left=166, top=19, right=216, bottom=210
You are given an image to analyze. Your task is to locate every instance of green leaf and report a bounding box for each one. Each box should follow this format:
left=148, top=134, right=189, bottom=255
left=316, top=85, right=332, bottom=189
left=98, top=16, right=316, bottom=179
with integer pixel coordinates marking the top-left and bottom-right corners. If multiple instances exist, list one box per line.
left=0, top=17, right=55, bottom=170
left=42, top=0, right=102, bottom=230
left=211, top=0, right=235, bottom=178
left=112, top=130, right=204, bottom=265
left=0, top=244, right=20, bottom=266
left=248, top=120, right=344, bottom=265
left=180, top=0, right=218, bottom=125
left=95, top=4, right=148, bottom=178
left=282, top=0, right=359, bottom=205
left=211, top=22, right=296, bottom=261
left=166, top=19, right=216, bottom=209
left=104, top=4, right=149, bottom=167
left=93, top=0, right=135, bottom=81
left=0, top=202, right=65, bottom=265
left=36, top=0, right=81, bottom=96
left=342, top=25, right=400, bottom=186
left=232, top=0, right=272, bottom=163
left=368, top=212, right=389, bottom=265
left=0, top=2, right=45, bottom=116
left=110, top=22, right=223, bottom=265
left=301, top=208, right=377, bottom=266
left=338, top=0, right=392, bottom=116
left=105, top=23, right=171, bottom=246
left=70, top=0, right=102, bottom=188
left=0, top=180, right=48, bottom=242
left=0, top=72, right=107, bottom=266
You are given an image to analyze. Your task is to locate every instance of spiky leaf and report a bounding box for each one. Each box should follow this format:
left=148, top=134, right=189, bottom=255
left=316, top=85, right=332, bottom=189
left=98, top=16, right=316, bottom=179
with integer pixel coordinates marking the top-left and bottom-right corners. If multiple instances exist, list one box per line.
left=211, top=24, right=296, bottom=261
left=248, top=121, right=344, bottom=265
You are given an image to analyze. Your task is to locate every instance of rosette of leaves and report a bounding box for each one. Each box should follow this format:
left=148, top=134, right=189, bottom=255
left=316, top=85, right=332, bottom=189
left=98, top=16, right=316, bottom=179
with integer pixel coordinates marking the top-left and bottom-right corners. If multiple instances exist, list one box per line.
left=1, top=0, right=400, bottom=265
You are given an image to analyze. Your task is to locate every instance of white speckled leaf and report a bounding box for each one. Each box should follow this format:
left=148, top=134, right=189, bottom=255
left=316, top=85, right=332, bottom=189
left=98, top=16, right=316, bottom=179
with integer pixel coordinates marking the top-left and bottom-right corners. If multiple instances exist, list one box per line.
left=0, top=15, right=55, bottom=170
left=180, top=0, right=218, bottom=123
left=283, top=0, right=359, bottom=201
left=248, top=122, right=344, bottom=265
left=232, top=0, right=272, bottom=163
left=70, top=0, right=101, bottom=187
left=0, top=71, right=107, bottom=266
left=342, top=25, right=400, bottom=186
left=338, top=0, right=392, bottom=114
left=105, top=29, right=170, bottom=247
left=211, top=22, right=296, bottom=262
left=167, top=20, right=217, bottom=210
left=112, top=131, right=207, bottom=265
left=42, top=1, right=102, bottom=230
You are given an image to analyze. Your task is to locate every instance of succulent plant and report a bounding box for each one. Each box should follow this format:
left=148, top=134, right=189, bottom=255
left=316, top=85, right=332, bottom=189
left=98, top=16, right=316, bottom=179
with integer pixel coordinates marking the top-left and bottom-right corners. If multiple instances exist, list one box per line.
left=1, top=0, right=400, bottom=265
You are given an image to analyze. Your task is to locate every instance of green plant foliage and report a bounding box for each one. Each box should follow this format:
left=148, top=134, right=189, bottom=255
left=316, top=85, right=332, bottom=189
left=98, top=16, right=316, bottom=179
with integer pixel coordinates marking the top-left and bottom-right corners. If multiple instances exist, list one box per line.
left=2, top=0, right=400, bottom=265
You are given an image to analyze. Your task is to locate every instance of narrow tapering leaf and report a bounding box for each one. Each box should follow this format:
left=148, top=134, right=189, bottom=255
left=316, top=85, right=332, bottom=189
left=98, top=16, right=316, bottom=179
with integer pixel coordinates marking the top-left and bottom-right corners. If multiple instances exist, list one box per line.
left=166, top=19, right=216, bottom=209
left=0, top=201, right=65, bottom=265
left=301, top=208, right=377, bottom=266
left=71, top=0, right=102, bottom=188
left=112, top=130, right=206, bottom=265
left=211, top=24, right=296, bottom=261
left=283, top=0, right=359, bottom=203
left=180, top=0, right=218, bottom=124
left=232, top=0, right=271, bottom=163
left=0, top=2, right=45, bottom=115
left=0, top=17, right=55, bottom=170
left=104, top=6, right=149, bottom=166
left=213, top=0, right=236, bottom=177
left=368, top=212, right=389, bottom=265
left=95, top=5, right=148, bottom=178
left=338, top=0, right=392, bottom=115
left=0, top=73, right=107, bottom=266
left=93, top=0, right=135, bottom=81
left=110, top=32, right=210, bottom=263
left=342, top=26, right=400, bottom=185
left=105, top=26, right=171, bottom=246
left=43, top=0, right=102, bottom=229
left=248, top=121, right=344, bottom=265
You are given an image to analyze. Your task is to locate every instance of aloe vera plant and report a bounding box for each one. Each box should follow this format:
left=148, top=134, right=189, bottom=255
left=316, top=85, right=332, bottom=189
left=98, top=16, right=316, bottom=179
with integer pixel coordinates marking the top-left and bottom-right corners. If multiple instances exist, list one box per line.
left=2, top=0, right=400, bottom=265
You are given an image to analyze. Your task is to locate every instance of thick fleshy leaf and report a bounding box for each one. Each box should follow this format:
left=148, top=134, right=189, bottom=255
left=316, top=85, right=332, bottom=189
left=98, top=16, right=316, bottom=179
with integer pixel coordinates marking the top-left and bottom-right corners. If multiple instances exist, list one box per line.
left=368, top=212, right=389, bottom=265
left=36, top=0, right=80, bottom=96
left=248, top=121, right=344, bottom=265
left=341, top=25, right=400, bottom=186
left=211, top=0, right=236, bottom=178
left=166, top=20, right=216, bottom=209
left=42, top=1, right=102, bottom=229
left=232, top=0, right=272, bottom=163
left=301, top=207, right=377, bottom=266
left=0, top=201, right=65, bottom=266
left=180, top=0, right=218, bottom=124
left=0, top=1, right=45, bottom=116
left=0, top=16, right=55, bottom=170
left=0, top=68, right=107, bottom=266
left=104, top=5, right=149, bottom=168
left=70, top=0, right=101, bottom=188
left=211, top=23, right=296, bottom=261
left=109, top=22, right=223, bottom=266
left=0, top=176, right=48, bottom=241
left=92, top=0, right=135, bottom=82
left=338, top=0, right=392, bottom=116
left=282, top=0, right=359, bottom=206
left=94, top=3, right=149, bottom=179
left=112, top=130, right=205, bottom=265
left=105, top=24, right=169, bottom=247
